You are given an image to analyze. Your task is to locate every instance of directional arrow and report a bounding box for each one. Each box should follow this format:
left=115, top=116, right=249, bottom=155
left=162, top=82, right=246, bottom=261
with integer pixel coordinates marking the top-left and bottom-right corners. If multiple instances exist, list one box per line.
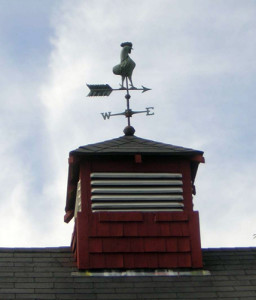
left=87, top=84, right=151, bottom=97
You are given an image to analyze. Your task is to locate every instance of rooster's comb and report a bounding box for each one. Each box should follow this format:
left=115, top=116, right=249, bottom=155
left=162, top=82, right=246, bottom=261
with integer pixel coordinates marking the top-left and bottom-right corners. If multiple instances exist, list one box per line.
left=121, top=42, right=133, bottom=48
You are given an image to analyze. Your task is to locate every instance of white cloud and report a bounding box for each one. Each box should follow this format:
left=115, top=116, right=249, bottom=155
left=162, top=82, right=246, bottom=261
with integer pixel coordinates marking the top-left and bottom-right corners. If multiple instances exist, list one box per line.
left=0, top=0, right=255, bottom=247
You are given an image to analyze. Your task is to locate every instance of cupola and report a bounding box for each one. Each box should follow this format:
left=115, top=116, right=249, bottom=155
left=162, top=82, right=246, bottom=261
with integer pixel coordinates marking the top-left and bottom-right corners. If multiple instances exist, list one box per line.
left=64, top=134, right=204, bottom=269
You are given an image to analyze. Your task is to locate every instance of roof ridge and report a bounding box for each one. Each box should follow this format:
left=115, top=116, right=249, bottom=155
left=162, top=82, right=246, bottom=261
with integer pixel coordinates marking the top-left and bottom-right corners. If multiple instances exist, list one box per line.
left=0, top=246, right=71, bottom=253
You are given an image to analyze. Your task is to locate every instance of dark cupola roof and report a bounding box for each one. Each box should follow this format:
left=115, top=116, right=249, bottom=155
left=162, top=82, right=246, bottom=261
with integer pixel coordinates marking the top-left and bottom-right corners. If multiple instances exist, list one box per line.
left=70, top=135, right=204, bottom=157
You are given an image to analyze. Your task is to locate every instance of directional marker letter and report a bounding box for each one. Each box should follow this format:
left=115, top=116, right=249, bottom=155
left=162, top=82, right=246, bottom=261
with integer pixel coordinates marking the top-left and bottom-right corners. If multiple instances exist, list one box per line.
left=101, top=112, right=112, bottom=120
left=146, top=107, right=154, bottom=116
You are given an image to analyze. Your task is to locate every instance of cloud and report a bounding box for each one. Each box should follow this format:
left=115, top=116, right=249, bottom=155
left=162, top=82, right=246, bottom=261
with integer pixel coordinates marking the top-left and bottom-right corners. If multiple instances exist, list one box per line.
left=0, top=0, right=255, bottom=247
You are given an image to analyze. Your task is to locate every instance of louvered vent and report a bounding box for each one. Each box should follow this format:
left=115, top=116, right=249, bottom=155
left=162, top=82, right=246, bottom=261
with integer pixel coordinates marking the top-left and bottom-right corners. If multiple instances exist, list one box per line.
left=90, top=173, right=184, bottom=212
left=74, top=179, right=81, bottom=218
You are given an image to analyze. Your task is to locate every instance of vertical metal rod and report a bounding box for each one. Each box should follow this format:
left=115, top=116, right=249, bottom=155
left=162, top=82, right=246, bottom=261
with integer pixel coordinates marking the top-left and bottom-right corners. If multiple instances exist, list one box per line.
left=125, top=77, right=131, bottom=126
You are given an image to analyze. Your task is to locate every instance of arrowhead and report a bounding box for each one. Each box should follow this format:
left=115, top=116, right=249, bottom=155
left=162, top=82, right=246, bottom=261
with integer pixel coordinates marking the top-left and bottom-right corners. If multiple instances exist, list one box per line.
left=141, top=86, right=151, bottom=93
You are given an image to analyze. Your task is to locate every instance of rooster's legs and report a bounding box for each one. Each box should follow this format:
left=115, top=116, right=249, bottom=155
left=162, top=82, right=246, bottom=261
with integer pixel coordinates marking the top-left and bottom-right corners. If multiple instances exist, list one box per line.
left=128, top=76, right=135, bottom=88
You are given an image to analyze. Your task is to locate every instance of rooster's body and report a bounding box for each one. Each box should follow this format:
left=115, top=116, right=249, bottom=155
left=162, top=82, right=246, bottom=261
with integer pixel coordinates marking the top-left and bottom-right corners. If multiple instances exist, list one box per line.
left=113, top=42, right=136, bottom=88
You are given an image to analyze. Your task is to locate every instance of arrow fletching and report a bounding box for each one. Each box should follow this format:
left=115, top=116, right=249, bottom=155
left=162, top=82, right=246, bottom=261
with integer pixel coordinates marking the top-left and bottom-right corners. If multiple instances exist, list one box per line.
left=87, top=84, right=113, bottom=97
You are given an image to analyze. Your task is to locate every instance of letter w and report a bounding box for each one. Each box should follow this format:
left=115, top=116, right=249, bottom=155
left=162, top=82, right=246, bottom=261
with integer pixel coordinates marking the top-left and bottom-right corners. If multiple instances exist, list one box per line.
left=101, top=112, right=111, bottom=120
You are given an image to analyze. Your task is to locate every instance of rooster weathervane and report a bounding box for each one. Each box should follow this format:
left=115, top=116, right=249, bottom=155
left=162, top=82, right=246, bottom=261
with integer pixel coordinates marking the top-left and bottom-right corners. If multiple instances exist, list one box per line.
left=87, top=42, right=153, bottom=135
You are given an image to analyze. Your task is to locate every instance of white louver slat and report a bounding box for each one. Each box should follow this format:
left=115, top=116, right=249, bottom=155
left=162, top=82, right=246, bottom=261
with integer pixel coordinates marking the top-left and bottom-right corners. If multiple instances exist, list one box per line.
left=90, top=173, right=184, bottom=212
left=74, top=179, right=82, bottom=218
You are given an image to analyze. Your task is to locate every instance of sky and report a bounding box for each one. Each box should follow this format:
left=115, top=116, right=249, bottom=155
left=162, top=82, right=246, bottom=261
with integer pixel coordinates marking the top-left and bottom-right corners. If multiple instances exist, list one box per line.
left=0, top=0, right=255, bottom=248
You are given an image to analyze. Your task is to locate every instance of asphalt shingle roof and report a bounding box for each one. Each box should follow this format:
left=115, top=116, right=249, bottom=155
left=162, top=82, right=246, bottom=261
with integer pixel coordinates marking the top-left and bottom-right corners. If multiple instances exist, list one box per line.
left=70, top=135, right=204, bottom=157
left=0, top=247, right=256, bottom=299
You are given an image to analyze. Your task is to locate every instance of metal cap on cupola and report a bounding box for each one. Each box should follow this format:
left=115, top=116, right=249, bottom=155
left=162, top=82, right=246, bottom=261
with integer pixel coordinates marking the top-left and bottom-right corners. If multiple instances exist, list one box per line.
left=64, top=43, right=205, bottom=271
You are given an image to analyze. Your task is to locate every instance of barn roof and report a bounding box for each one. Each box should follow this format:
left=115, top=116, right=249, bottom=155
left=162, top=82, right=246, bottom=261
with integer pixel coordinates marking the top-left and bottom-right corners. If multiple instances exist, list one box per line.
left=70, top=135, right=204, bottom=157
left=1, top=247, right=256, bottom=299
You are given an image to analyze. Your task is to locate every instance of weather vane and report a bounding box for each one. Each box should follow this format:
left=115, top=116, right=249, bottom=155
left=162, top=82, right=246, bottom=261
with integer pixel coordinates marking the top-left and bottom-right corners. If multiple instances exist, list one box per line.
left=87, top=42, right=154, bottom=135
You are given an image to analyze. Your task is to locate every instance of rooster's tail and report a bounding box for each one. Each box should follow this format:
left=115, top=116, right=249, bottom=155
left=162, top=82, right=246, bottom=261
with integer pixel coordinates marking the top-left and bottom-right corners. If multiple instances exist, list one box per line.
left=113, top=64, right=122, bottom=75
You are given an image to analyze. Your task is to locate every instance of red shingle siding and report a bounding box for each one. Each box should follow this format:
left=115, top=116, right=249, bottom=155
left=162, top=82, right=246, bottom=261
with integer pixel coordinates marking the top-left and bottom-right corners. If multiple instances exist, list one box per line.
left=76, top=211, right=202, bottom=269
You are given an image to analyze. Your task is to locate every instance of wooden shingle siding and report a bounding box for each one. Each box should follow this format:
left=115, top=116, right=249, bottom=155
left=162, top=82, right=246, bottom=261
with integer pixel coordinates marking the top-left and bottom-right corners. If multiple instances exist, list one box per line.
left=73, top=211, right=201, bottom=269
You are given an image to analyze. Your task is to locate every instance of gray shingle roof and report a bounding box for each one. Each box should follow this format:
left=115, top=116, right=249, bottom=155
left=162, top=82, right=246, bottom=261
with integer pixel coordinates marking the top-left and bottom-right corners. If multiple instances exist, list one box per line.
left=70, top=135, right=204, bottom=157
left=0, top=247, right=255, bottom=299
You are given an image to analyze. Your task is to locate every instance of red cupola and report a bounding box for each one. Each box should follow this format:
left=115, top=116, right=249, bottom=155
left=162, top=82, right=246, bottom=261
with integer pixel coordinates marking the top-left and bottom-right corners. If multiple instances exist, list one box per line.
left=64, top=134, right=204, bottom=270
